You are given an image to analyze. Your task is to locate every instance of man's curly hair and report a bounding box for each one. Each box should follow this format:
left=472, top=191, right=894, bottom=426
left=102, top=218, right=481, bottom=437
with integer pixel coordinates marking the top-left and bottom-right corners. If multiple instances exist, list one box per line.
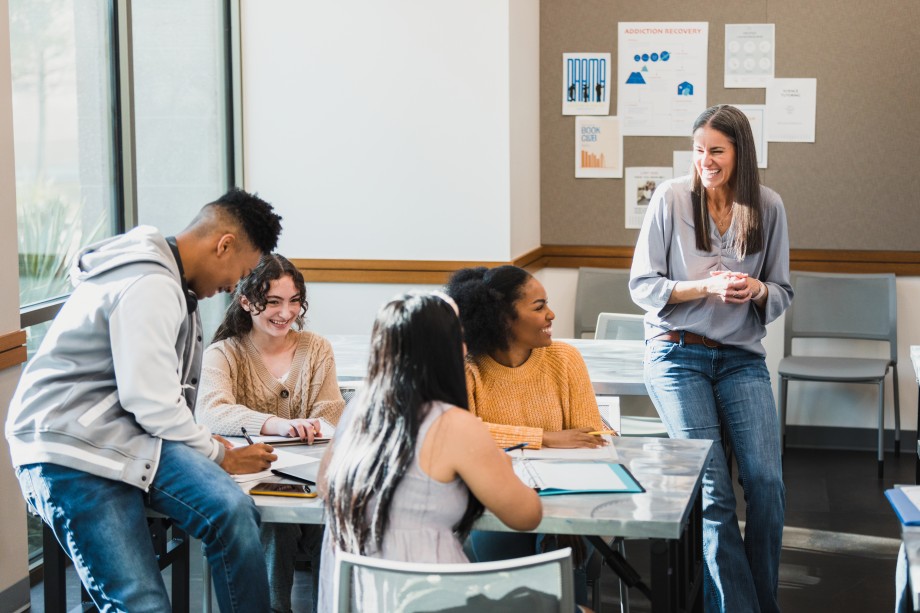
left=210, top=187, right=282, bottom=254
left=445, top=265, right=532, bottom=356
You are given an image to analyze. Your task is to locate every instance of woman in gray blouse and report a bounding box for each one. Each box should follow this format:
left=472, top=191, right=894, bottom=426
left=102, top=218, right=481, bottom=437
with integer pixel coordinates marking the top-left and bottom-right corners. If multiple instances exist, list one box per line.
left=630, top=104, right=793, bottom=613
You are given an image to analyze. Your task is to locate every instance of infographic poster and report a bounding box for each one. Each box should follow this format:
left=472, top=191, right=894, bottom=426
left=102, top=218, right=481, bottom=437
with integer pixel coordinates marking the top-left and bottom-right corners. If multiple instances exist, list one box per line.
left=617, top=23, right=708, bottom=136
left=724, top=24, right=775, bottom=88
left=575, top=116, right=622, bottom=178
left=562, top=53, right=612, bottom=115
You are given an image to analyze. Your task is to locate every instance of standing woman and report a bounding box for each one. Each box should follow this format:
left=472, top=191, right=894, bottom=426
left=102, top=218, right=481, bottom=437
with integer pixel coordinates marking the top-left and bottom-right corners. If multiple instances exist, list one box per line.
left=197, top=254, right=345, bottom=613
left=317, top=292, right=542, bottom=611
left=630, top=104, right=793, bottom=613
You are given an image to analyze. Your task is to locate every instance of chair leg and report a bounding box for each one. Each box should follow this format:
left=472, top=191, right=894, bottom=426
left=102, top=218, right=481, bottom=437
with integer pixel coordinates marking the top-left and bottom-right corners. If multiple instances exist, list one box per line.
left=878, top=379, right=885, bottom=479
left=779, top=377, right=788, bottom=454
left=617, top=539, right=630, bottom=613
left=893, top=367, right=901, bottom=456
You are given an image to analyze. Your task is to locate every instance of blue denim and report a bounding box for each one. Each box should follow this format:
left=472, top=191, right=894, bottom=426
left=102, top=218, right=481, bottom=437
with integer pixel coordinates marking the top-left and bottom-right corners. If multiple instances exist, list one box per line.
left=262, top=523, right=324, bottom=613
left=645, top=340, right=784, bottom=613
left=17, top=440, right=269, bottom=612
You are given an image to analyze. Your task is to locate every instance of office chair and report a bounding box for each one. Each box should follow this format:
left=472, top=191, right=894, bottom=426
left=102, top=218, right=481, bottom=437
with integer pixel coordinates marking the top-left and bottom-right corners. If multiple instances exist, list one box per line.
left=777, top=272, right=899, bottom=478
left=333, top=548, right=574, bottom=612
left=574, top=268, right=644, bottom=338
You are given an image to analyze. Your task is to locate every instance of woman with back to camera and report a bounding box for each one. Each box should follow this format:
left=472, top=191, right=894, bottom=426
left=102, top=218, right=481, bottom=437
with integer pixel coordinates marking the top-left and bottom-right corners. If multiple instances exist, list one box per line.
left=630, top=104, right=793, bottom=612
left=446, top=265, right=606, bottom=608
left=197, top=254, right=345, bottom=613
left=316, top=292, right=544, bottom=611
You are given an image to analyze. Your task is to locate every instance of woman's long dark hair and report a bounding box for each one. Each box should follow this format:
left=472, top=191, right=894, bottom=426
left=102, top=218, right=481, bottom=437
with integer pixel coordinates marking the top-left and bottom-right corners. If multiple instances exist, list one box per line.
left=690, top=104, right=763, bottom=259
left=324, top=292, right=484, bottom=555
left=211, top=254, right=308, bottom=343
left=445, top=265, right=532, bottom=357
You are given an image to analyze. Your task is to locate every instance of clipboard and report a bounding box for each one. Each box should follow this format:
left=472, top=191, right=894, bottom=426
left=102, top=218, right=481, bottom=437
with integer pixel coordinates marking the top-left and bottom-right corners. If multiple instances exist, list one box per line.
left=513, top=461, right=644, bottom=497
left=885, top=487, right=920, bottom=525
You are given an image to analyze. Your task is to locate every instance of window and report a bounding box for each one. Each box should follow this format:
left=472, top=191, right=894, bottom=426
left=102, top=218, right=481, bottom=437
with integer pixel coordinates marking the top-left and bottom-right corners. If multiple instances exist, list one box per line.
left=10, top=0, right=235, bottom=572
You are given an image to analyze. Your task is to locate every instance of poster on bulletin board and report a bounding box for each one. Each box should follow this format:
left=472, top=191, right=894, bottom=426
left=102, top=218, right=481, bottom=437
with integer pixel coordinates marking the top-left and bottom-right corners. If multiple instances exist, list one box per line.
left=625, top=167, right=672, bottom=229
left=562, top=53, right=611, bottom=115
left=575, top=116, right=622, bottom=178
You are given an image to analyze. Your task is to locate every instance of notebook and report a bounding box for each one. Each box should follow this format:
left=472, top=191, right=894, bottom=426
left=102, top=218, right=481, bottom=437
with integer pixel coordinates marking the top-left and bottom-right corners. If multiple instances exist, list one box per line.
left=513, top=461, right=643, bottom=496
left=251, top=419, right=336, bottom=446
left=271, top=461, right=321, bottom=485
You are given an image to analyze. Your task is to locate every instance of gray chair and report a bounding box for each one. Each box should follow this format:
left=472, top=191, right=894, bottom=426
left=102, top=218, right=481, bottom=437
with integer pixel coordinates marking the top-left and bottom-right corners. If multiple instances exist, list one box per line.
left=778, top=271, right=900, bottom=478
left=594, top=313, right=667, bottom=440
left=333, top=548, right=574, bottom=612
left=595, top=312, right=645, bottom=341
left=574, top=267, right=643, bottom=338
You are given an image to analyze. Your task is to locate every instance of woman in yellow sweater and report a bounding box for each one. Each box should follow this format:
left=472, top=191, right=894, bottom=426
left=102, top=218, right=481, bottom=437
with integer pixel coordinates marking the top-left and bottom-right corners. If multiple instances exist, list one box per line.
left=197, top=254, right=344, bottom=613
left=446, top=264, right=605, bottom=608
left=446, top=265, right=605, bottom=448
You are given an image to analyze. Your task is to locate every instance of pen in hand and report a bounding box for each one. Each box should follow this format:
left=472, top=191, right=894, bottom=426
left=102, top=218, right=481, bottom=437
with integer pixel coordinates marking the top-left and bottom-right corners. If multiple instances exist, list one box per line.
left=503, top=442, right=529, bottom=453
left=241, top=427, right=255, bottom=446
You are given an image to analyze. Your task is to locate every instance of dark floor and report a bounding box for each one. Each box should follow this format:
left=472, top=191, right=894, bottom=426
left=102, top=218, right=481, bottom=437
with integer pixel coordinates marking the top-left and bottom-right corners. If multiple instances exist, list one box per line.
left=29, top=447, right=911, bottom=612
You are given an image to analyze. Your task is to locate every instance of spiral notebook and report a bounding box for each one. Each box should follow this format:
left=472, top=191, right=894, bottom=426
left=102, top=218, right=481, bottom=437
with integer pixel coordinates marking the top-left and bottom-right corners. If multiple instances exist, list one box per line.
left=513, top=461, right=644, bottom=496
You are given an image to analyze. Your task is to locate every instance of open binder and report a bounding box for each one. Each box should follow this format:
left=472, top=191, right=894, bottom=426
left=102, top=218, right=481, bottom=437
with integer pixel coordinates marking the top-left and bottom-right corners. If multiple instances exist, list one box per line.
left=513, top=461, right=644, bottom=496
left=885, top=486, right=920, bottom=525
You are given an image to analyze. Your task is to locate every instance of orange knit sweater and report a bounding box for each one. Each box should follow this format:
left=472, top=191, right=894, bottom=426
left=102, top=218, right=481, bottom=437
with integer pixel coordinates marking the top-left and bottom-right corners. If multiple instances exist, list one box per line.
left=465, top=341, right=603, bottom=449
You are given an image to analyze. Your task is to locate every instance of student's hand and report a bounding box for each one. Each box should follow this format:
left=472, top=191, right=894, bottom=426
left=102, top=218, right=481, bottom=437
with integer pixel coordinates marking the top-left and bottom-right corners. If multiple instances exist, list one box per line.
left=262, top=416, right=322, bottom=444
left=220, top=443, right=276, bottom=474
left=542, top=427, right=607, bottom=449
left=212, top=434, right=234, bottom=450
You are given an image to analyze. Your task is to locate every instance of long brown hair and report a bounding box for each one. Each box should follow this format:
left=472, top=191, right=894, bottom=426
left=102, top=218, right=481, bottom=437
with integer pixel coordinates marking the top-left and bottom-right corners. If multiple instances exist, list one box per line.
left=690, top=104, right=763, bottom=259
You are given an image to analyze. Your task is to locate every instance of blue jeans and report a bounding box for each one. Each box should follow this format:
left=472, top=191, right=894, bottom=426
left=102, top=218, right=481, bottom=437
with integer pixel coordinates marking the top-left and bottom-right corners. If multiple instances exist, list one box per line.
left=645, top=340, right=784, bottom=613
left=17, top=440, right=269, bottom=612
left=262, top=523, right=323, bottom=613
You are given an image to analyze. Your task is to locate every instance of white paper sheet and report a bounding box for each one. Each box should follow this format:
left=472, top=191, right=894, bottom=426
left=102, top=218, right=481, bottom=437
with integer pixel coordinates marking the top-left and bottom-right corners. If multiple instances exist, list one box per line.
left=227, top=443, right=321, bottom=484
left=617, top=23, right=708, bottom=136
left=724, top=24, right=775, bottom=88
left=732, top=104, right=768, bottom=168
left=562, top=53, right=611, bottom=115
left=575, top=116, right=622, bottom=178
left=625, top=167, right=673, bottom=229
left=513, top=446, right=619, bottom=462
left=672, top=150, right=693, bottom=177
left=766, top=78, right=817, bottom=142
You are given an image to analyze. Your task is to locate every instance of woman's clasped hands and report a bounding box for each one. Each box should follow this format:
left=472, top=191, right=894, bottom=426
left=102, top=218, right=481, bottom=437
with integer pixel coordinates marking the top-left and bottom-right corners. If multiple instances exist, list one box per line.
left=708, top=270, right=760, bottom=304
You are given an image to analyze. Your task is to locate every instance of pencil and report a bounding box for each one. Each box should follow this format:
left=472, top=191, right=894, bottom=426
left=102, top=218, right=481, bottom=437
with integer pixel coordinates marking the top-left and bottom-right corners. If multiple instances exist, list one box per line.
left=588, top=429, right=619, bottom=436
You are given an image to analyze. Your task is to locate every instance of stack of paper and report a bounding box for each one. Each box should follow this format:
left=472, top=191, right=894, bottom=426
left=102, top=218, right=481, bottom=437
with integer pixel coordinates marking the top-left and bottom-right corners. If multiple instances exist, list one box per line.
left=513, top=461, right=643, bottom=496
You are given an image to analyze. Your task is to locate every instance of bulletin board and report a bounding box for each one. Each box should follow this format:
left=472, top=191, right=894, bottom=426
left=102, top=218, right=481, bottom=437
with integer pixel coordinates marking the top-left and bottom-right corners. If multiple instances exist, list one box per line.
left=540, top=0, right=920, bottom=252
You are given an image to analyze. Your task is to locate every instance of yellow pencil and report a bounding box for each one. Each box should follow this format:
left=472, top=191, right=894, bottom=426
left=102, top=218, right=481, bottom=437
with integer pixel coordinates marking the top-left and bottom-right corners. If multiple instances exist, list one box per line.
left=589, top=429, right=619, bottom=436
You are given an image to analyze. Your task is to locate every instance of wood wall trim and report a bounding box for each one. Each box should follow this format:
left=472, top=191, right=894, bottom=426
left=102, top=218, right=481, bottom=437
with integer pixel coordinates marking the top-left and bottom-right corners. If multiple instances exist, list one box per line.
left=0, top=330, right=27, bottom=371
left=293, top=248, right=920, bottom=283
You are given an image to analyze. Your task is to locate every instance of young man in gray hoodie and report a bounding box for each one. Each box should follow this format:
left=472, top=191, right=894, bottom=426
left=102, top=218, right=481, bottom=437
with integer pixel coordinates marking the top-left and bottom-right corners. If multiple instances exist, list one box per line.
left=6, top=188, right=282, bottom=611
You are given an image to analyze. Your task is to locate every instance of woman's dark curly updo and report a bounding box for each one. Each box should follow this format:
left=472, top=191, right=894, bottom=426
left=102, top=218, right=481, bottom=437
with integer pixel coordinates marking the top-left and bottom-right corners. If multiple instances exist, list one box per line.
left=445, top=265, right=532, bottom=356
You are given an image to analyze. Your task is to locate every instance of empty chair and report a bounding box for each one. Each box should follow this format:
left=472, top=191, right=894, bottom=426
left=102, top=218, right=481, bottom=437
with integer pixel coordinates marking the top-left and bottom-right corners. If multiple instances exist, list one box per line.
left=778, top=271, right=899, bottom=478
left=574, top=267, right=644, bottom=338
left=595, top=312, right=667, bottom=439
left=595, top=312, right=645, bottom=341
left=333, top=548, right=574, bottom=612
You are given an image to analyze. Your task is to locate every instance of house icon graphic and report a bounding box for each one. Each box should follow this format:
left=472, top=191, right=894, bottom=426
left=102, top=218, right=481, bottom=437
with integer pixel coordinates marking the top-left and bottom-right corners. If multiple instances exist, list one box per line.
left=677, top=81, right=693, bottom=96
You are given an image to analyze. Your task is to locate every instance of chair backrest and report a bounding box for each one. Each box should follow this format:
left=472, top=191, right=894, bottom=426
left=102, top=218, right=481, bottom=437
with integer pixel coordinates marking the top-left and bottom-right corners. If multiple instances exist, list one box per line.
left=595, top=312, right=645, bottom=340
left=338, top=380, right=365, bottom=407
left=574, top=267, right=643, bottom=338
left=784, top=272, right=897, bottom=362
left=334, top=548, right=574, bottom=613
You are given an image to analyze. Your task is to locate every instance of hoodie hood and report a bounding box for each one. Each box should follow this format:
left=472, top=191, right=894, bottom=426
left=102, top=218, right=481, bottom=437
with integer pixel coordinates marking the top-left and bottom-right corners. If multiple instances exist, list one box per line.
left=70, top=225, right=178, bottom=288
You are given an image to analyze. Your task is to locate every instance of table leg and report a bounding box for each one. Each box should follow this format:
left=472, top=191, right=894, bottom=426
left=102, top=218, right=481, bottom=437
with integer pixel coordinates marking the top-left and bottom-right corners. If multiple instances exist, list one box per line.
left=42, top=523, right=66, bottom=613
left=649, top=489, right=704, bottom=613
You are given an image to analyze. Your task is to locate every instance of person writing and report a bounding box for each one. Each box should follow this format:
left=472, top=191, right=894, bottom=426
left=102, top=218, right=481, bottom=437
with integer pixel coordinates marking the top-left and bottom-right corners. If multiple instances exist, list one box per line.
left=316, top=292, right=543, bottom=612
left=197, top=253, right=345, bottom=613
left=6, top=189, right=282, bottom=611
left=630, top=104, right=793, bottom=613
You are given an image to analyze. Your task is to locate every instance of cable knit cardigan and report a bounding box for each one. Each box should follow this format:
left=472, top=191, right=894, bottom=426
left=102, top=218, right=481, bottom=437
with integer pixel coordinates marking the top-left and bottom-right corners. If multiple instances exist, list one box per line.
left=465, top=341, right=603, bottom=449
left=196, top=331, right=345, bottom=435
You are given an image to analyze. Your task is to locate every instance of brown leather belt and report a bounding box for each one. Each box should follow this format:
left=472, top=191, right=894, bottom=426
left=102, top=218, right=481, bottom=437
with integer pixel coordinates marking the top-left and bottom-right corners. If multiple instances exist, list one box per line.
left=653, top=331, right=723, bottom=348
